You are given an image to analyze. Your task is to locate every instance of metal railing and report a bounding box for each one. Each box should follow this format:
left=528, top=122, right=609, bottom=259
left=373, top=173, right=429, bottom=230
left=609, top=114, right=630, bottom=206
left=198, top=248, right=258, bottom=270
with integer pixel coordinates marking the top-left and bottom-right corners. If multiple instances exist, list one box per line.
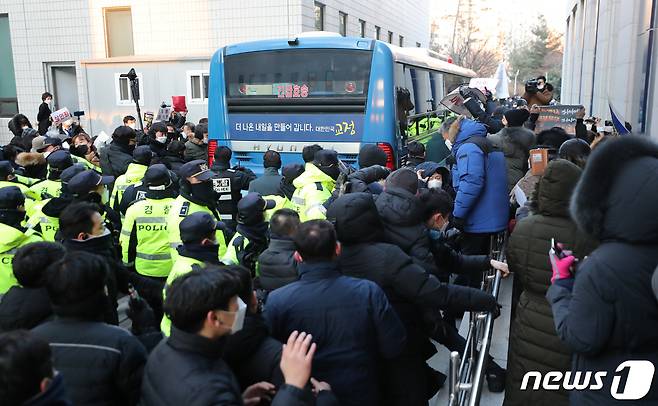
left=448, top=232, right=507, bottom=406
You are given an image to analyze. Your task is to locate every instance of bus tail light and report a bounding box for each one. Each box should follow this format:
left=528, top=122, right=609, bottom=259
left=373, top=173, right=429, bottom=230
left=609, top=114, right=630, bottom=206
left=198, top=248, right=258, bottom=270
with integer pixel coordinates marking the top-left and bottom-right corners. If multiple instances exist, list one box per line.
left=377, top=142, right=396, bottom=170
left=207, top=140, right=218, bottom=166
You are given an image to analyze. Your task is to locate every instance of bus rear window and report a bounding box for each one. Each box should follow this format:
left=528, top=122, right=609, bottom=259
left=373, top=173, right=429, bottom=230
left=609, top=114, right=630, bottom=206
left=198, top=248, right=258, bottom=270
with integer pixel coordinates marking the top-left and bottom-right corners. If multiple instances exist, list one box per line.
left=225, top=49, right=372, bottom=100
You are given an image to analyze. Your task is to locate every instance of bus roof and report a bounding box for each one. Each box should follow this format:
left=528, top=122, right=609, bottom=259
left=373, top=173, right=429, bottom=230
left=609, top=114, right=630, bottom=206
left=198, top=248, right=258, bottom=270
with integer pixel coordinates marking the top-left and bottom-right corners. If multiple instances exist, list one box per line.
left=222, top=33, right=476, bottom=78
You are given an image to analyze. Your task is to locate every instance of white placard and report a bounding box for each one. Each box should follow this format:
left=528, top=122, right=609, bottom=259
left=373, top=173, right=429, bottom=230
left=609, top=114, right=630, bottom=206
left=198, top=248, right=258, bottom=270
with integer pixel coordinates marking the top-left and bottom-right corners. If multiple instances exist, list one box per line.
left=50, top=107, right=71, bottom=126
left=155, top=107, right=172, bottom=122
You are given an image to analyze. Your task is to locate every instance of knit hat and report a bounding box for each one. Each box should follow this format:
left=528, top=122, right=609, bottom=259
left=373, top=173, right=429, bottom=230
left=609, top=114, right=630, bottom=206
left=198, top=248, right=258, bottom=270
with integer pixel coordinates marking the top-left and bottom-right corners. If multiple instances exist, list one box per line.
left=358, top=144, right=387, bottom=168
left=504, top=109, right=530, bottom=127
left=386, top=168, right=418, bottom=194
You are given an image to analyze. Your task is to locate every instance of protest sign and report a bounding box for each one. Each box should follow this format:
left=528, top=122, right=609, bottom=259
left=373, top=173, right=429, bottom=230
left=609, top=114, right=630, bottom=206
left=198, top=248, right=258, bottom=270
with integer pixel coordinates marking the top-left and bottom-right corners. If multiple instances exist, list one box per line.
left=50, top=107, right=71, bottom=126
left=534, top=105, right=583, bottom=135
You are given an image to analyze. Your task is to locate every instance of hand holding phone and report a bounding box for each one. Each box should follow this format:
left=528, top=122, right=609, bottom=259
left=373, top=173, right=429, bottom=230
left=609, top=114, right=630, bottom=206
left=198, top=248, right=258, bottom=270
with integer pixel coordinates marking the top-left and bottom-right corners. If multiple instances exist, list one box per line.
left=549, top=239, right=577, bottom=283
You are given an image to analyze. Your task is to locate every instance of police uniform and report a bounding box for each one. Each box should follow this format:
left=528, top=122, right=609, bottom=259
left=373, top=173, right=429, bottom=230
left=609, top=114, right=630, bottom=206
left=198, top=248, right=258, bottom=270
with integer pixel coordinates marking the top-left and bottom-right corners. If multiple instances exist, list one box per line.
left=161, top=212, right=223, bottom=335
left=120, top=165, right=175, bottom=278
left=168, top=161, right=229, bottom=259
left=210, top=160, right=256, bottom=226
left=0, top=186, right=43, bottom=294
left=109, top=146, right=152, bottom=213
left=0, top=161, right=36, bottom=217
left=290, top=163, right=335, bottom=222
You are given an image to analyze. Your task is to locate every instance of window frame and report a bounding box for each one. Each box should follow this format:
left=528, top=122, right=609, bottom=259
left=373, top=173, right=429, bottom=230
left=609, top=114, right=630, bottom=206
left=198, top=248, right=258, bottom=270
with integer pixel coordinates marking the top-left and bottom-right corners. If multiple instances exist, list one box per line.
left=187, top=70, right=210, bottom=104
left=388, top=31, right=394, bottom=44
left=114, top=72, right=144, bottom=106
left=399, top=35, right=404, bottom=47
left=103, top=6, right=134, bottom=58
left=375, top=26, right=381, bottom=40
left=339, top=11, right=348, bottom=36
left=314, top=2, right=325, bottom=31
left=359, top=19, right=366, bottom=38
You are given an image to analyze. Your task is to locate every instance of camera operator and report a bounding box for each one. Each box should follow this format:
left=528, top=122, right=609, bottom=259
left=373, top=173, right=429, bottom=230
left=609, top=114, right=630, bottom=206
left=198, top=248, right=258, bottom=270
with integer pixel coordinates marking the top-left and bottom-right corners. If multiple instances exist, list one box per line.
left=459, top=86, right=504, bottom=134
left=522, top=75, right=553, bottom=107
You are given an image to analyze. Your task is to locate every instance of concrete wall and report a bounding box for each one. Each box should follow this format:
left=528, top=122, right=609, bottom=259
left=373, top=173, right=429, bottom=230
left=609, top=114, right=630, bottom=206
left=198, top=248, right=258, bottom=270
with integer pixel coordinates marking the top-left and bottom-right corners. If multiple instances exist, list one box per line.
left=561, top=0, right=658, bottom=136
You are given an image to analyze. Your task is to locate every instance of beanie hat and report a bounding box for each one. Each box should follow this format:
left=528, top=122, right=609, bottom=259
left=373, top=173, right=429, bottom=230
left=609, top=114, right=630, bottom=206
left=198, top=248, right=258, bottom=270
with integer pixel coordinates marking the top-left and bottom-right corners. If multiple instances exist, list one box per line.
left=386, top=168, right=418, bottom=194
left=504, top=109, right=531, bottom=127
left=358, top=144, right=387, bottom=168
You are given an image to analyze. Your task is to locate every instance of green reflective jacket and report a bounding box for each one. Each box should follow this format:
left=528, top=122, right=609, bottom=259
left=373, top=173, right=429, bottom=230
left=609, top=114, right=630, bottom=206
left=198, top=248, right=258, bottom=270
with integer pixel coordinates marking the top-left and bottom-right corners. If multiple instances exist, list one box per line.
left=160, top=254, right=204, bottom=335
left=0, top=223, right=43, bottom=294
left=291, top=163, right=335, bottom=222
left=167, top=196, right=228, bottom=260
left=110, top=163, right=148, bottom=211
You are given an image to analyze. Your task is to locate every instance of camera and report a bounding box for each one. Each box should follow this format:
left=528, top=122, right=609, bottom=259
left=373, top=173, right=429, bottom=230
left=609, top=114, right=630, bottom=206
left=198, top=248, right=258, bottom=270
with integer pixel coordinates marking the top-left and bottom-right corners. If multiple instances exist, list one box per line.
left=525, top=79, right=539, bottom=94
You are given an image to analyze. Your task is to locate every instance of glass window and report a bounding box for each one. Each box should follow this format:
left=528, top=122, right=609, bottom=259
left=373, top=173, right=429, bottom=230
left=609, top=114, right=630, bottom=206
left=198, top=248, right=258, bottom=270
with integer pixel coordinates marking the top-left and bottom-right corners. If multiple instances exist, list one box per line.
left=115, top=72, right=143, bottom=106
left=388, top=31, right=393, bottom=44
left=314, top=2, right=324, bottom=31
left=104, top=8, right=134, bottom=57
left=399, top=35, right=404, bottom=47
left=0, top=14, right=18, bottom=118
left=224, top=49, right=373, bottom=100
left=189, top=71, right=210, bottom=102
left=375, top=26, right=381, bottom=40
left=339, top=12, right=347, bottom=36
left=359, top=20, right=366, bottom=38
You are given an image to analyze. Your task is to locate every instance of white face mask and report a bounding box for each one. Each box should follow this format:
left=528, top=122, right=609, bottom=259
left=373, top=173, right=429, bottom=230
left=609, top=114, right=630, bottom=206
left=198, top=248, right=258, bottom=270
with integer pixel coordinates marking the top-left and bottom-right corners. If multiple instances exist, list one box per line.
left=229, top=298, right=247, bottom=334
left=128, top=123, right=136, bottom=129
left=428, top=179, right=443, bottom=190
left=156, top=135, right=167, bottom=144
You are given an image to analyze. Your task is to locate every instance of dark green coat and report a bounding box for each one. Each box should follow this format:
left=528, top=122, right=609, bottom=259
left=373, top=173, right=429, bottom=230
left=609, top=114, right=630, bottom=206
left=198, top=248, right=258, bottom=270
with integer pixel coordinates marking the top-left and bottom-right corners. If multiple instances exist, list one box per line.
left=503, top=159, right=598, bottom=406
left=488, top=126, right=535, bottom=193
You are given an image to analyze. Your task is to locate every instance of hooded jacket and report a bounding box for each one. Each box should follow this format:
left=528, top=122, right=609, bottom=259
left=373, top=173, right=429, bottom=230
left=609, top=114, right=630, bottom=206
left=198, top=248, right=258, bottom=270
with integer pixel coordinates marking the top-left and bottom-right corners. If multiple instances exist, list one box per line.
left=547, top=137, right=658, bottom=405
left=291, top=163, right=335, bottom=221
left=488, top=126, right=535, bottom=193
left=0, top=223, right=42, bottom=294
left=451, top=119, right=508, bottom=233
left=504, top=160, right=598, bottom=406
left=416, top=161, right=455, bottom=198
left=110, top=163, right=148, bottom=212
left=375, top=186, right=437, bottom=275
left=0, top=285, right=52, bottom=331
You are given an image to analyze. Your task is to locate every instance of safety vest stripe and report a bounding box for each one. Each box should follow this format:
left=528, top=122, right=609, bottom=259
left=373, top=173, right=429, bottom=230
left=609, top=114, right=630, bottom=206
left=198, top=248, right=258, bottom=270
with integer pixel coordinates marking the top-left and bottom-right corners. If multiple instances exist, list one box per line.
left=218, top=194, right=232, bottom=201
left=120, top=229, right=132, bottom=237
left=3, top=248, right=17, bottom=255
left=136, top=252, right=171, bottom=260
left=219, top=214, right=232, bottom=220
left=135, top=217, right=167, bottom=223
left=292, top=196, right=305, bottom=205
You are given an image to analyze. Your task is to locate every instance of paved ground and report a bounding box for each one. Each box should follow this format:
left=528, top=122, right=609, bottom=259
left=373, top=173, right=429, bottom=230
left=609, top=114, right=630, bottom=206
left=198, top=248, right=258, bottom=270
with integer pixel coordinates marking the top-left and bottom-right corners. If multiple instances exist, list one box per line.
left=430, top=276, right=512, bottom=406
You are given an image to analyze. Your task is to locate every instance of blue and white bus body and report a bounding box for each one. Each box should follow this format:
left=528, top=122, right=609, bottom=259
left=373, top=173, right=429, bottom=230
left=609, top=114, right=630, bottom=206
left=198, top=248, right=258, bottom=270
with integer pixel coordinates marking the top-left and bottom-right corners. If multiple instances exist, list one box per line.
left=208, top=33, right=475, bottom=173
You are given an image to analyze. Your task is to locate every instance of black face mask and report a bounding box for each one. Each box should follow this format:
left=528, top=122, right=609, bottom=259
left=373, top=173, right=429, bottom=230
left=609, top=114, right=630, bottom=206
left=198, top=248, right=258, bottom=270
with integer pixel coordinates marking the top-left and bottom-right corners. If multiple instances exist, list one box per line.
left=0, top=209, right=26, bottom=229
left=190, top=181, right=216, bottom=207
left=71, top=144, right=89, bottom=157
left=318, top=164, right=340, bottom=180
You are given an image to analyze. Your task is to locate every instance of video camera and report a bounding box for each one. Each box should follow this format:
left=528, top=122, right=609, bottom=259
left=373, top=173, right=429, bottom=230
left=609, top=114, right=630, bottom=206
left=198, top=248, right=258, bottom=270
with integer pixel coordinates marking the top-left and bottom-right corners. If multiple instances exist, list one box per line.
left=525, top=78, right=540, bottom=94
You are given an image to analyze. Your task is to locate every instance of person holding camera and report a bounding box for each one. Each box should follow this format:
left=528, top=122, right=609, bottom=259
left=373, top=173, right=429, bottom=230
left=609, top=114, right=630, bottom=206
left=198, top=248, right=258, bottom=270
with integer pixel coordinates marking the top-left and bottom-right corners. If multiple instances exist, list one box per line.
left=522, top=75, right=554, bottom=107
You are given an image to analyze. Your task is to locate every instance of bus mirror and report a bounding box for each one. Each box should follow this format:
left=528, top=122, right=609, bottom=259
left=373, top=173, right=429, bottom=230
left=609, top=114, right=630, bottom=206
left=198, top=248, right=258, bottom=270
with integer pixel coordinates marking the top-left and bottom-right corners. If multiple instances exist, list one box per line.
left=288, top=38, right=299, bottom=46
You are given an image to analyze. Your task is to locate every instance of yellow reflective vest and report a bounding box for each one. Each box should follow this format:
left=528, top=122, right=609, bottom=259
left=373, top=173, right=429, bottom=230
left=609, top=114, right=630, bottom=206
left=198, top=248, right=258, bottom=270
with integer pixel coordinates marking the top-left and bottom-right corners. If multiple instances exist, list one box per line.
left=110, top=163, right=148, bottom=212
left=0, top=223, right=43, bottom=294
left=160, top=254, right=204, bottom=335
left=167, top=196, right=228, bottom=260
left=290, top=163, right=335, bottom=222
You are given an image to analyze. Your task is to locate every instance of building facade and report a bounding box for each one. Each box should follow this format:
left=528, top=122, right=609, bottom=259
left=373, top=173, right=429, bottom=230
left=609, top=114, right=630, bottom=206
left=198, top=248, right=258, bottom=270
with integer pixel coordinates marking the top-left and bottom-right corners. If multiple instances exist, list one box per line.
left=0, top=0, right=429, bottom=142
left=561, top=0, right=658, bottom=136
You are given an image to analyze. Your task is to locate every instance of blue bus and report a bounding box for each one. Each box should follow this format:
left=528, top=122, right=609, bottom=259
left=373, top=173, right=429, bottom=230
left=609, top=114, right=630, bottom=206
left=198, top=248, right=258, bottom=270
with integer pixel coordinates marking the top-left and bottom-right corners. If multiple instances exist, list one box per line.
left=208, top=32, right=476, bottom=173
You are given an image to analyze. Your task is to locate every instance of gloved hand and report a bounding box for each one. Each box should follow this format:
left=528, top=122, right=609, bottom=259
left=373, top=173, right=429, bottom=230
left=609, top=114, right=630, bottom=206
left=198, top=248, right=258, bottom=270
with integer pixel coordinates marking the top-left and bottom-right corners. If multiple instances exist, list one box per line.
left=127, top=296, right=158, bottom=336
left=549, top=244, right=576, bottom=284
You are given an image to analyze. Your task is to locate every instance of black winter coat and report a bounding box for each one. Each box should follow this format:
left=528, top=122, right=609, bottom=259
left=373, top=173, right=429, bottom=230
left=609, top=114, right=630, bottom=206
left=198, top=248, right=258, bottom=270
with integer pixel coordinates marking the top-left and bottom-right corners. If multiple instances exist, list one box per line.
left=547, top=137, right=658, bottom=405
left=258, top=238, right=298, bottom=291
left=0, top=286, right=52, bottom=331
left=100, top=142, right=133, bottom=178
left=488, top=126, right=535, bottom=193
left=37, top=101, right=52, bottom=135
left=248, top=167, right=284, bottom=196
left=32, top=318, right=147, bottom=406
left=375, top=186, right=437, bottom=274
left=504, top=160, right=598, bottom=406
left=141, top=326, right=315, bottom=406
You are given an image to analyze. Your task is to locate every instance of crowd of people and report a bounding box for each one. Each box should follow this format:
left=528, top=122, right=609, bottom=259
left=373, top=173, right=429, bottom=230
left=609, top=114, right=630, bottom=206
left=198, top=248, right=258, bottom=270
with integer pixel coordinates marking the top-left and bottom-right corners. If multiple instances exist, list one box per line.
left=0, top=87, right=657, bottom=406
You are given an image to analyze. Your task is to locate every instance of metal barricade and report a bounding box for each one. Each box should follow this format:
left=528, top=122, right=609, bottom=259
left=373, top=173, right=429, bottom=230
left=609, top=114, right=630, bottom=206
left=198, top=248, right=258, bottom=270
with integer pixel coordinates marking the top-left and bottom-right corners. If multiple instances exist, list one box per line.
left=448, top=232, right=507, bottom=406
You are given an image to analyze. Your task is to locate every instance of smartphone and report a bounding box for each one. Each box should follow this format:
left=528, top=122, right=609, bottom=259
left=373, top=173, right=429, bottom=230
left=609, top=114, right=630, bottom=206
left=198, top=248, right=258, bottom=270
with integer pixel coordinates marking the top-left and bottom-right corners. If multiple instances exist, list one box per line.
left=550, top=238, right=566, bottom=259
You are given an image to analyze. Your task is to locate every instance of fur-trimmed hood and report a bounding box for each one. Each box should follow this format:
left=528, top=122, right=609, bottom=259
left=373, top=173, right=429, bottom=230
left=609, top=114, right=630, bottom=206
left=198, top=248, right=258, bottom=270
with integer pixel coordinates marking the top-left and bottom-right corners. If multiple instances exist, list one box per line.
left=15, top=152, right=46, bottom=167
left=570, top=136, right=658, bottom=242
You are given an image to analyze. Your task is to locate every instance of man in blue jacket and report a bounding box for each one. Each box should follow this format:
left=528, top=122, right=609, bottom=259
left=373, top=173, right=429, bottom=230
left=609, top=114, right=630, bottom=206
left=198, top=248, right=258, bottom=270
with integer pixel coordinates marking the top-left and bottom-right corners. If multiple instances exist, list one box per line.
left=264, top=220, right=406, bottom=406
left=447, top=117, right=508, bottom=255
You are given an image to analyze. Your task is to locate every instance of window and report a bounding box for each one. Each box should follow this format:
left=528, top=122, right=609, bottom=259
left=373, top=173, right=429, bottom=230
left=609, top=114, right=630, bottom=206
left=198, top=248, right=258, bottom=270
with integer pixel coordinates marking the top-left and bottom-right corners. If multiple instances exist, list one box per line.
left=115, top=72, right=143, bottom=106
left=187, top=70, right=210, bottom=103
left=399, top=35, right=404, bottom=47
left=0, top=14, right=18, bottom=117
left=339, top=12, right=347, bottom=36
left=359, top=20, right=366, bottom=37
left=388, top=31, right=393, bottom=44
left=104, top=7, right=134, bottom=57
left=375, top=26, right=381, bottom=40
left=416, top=42, right=421, bottom=47
left=314, top=2, right=324, bottom=31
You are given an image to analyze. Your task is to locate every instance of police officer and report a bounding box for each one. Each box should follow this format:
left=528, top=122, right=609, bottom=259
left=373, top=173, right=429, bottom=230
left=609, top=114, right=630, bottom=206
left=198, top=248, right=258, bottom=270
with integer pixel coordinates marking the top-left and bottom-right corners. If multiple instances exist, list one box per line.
left=221, top=192, right=274, bottom=272
left=26, top=150, right=73, bottom=201
left=291, top=149, right=339, bottom=221
left=210, top=146, right=255, bottom=229
left=121, top=164, right=177, bottom=319
left=168, top=160, right=229, bottom=259
left=67, top=170, right=121, bottom=239
left=160, top=211, right=224, bottom=335
left=0, top=161, right=34, bottom=216
left=26, top=164, right=86, bottom=241
left=109, top=145, right=152, bottom=213
left=0, top=186, right=42, bottom=294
